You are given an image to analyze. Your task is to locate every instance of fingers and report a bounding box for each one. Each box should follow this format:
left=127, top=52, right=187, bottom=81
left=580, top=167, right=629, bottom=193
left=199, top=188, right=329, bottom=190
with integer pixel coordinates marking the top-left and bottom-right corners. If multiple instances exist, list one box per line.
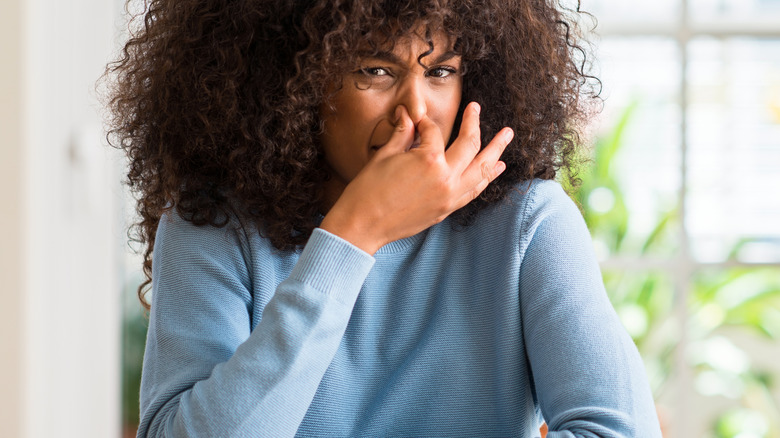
left=475, top=127, right=514, bottom=175
left=454, top=160, right=507, bottom=208
left=379, top=105, right=444, bottom=158
left=376, top=100, right=512, bottom=211
left=415, top=112, right=444, bottom=153
left=454, top=127, right=513, bottom=205
left=378, top=105, right=415, bottom=155
left=445, top=102, right=483, bottom=172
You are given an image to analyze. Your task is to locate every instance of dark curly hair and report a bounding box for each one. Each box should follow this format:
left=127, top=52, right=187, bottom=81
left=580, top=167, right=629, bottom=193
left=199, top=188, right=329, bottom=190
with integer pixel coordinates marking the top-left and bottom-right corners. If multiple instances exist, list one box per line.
left=103, top=0, right=600, bottom=309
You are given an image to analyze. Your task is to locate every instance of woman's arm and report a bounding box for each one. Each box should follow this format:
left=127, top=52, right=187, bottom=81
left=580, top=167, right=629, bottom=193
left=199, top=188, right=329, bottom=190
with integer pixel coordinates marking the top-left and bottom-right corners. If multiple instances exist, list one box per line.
left=518, top=183, right=662, bottom=437
left=138, top=216, right=374, bottom=438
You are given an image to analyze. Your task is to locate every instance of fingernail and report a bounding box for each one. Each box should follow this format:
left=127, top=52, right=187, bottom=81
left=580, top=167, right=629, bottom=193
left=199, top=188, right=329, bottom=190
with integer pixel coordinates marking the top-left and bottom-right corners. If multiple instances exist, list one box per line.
left=394, top=105, right=403, bottom=122
left=504, top=128, right=514, bottom=143
left=473, top=102, right=481, bottom=115
left=494, top=161, right=506, bottom=174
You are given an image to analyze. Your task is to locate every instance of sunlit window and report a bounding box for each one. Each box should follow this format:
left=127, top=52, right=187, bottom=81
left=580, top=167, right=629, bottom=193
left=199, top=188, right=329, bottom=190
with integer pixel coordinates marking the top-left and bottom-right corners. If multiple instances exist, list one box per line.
left=583, top=1, right=780, bottom=436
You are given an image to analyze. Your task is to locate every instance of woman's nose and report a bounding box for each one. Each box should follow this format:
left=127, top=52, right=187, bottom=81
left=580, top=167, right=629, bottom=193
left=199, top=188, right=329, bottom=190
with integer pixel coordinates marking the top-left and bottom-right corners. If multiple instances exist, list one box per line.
left=396, top=76, right=427, bottom=124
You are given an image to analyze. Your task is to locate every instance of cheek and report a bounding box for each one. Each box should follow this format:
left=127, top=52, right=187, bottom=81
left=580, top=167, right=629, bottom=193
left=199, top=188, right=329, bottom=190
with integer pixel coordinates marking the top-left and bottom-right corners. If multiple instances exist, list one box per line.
left=327, top=92, right=378, bottom=137
left=436, top=89, right=463, bottom=141
left=320, top=100, right=379, bottom=181
left=322, top=95, right=363, bottom=149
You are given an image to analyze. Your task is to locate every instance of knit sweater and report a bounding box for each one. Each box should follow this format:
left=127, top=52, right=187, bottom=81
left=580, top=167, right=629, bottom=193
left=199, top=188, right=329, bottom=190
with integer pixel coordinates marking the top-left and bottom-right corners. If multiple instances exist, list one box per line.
left=137, top=179, right=663, bottom=437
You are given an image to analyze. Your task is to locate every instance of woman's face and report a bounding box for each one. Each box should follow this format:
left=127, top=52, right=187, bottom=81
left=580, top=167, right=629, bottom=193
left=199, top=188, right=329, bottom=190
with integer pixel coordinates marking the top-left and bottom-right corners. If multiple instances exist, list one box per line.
left=319, top=30, right=463, bottom=206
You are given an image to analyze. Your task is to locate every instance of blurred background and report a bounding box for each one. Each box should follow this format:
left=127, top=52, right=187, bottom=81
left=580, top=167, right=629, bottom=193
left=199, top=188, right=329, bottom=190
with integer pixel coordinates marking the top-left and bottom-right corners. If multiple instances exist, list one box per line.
left=1, top=0, right=779, bottom=437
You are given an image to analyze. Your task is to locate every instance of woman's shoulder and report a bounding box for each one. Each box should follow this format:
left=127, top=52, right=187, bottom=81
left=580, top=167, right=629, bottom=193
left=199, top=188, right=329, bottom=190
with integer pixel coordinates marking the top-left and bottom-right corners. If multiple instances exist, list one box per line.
left=508, top=178, right=576, bottom=208
left=489, top=178, right=581, bottom=225
left=157, top=209, right=247, bottom=247
left=155, top=208, right=268, bottom=274
left=471, top=179, right=586, bottom=251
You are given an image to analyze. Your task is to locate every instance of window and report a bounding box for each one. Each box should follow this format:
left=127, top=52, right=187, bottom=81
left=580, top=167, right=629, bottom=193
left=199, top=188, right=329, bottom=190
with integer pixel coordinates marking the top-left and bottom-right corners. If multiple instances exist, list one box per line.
left=584, top=1, right=780, bottom=436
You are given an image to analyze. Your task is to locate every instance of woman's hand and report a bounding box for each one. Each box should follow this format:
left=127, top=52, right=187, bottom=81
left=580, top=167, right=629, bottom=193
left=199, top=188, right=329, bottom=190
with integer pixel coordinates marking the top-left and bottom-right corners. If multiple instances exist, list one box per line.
left=320, top=102, right=513, bottom=255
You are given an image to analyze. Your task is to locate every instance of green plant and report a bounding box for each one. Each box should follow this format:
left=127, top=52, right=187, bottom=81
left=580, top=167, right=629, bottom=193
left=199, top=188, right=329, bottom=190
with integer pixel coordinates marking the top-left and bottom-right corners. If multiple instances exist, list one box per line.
left=571, top=101, right=780, bottom=437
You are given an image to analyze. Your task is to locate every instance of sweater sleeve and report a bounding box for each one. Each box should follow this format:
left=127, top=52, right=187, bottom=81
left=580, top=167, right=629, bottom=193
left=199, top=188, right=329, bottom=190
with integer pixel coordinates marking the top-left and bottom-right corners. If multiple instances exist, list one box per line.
left=137, top=214, right=375, bottom=438
left=518, top=182, right=662, bottom=438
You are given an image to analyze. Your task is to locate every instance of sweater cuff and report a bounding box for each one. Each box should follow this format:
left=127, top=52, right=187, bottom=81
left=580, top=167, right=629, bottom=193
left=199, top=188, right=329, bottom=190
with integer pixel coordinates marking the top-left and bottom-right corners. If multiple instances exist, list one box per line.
left=288, top=228, right=375, bottom=303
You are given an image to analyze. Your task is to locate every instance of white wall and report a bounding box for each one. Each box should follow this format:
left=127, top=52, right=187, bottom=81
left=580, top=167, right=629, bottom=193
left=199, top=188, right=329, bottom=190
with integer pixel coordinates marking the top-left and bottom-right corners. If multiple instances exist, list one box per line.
left=0, top=0, right=26, bottom=435
left=0, top=0, right=123, bottom=436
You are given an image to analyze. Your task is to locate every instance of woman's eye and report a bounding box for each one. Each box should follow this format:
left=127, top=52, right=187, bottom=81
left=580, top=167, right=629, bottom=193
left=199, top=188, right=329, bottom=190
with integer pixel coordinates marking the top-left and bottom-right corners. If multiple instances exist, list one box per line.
left=353, top=66, right=394, bottom=90
left=427, top=67, right=457, bottom=79
left=361, top=67, right=390, bottom=77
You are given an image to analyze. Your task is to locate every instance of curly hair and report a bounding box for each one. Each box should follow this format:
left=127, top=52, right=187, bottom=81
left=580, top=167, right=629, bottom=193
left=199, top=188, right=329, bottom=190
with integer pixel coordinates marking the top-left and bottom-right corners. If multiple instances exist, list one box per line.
left=103, top=0, right=600, bottom=309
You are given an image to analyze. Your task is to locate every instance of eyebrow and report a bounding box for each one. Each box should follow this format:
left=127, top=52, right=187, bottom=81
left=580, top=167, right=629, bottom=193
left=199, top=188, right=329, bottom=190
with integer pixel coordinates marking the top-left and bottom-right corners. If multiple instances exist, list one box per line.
left=359, top=50, right=460, bottom=66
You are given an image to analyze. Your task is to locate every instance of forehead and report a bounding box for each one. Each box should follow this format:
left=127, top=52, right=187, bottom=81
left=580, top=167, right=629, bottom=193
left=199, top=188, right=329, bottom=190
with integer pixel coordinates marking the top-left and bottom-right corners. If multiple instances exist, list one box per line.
left=358, top=27, right=458, bottom=60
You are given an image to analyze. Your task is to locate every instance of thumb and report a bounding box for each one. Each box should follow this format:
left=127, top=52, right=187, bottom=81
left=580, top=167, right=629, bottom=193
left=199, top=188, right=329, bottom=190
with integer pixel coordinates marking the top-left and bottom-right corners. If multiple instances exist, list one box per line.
left=378, top=105, right=414, bottom=155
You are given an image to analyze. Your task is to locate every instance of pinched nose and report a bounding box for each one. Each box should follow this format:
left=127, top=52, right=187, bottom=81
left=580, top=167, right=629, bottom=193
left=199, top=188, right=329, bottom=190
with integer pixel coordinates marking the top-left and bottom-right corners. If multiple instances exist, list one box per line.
left=396, top=77, right=428, bottom=125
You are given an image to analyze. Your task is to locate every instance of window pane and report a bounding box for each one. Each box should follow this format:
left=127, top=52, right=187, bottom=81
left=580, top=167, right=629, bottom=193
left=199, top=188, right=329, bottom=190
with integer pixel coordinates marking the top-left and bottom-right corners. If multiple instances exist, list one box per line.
left=687, top=38, right=780, bottom=263
left=587, top=0, right=679, bottom=28
left=583, top=38, right=681, bottom=258
left=689, top=0, right=780, bottom=22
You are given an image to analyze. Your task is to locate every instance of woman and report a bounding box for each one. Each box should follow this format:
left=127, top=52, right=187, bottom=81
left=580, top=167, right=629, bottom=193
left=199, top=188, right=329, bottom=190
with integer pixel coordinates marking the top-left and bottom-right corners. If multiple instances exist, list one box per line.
left=106, top=0, right=663, bottom=436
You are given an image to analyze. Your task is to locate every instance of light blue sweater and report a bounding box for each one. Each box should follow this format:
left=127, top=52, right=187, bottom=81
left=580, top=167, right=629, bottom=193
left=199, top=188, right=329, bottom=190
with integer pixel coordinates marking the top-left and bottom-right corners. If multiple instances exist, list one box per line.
left=138, top=179, right=662, bottom=437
